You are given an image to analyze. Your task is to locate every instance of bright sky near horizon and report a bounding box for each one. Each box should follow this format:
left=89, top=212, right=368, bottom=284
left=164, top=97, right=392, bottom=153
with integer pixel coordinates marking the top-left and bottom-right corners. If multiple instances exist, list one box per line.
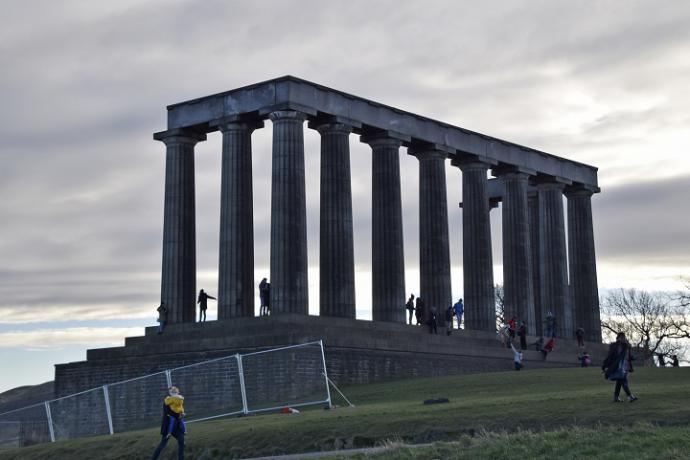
left=1, top=0, right=690, bottom=393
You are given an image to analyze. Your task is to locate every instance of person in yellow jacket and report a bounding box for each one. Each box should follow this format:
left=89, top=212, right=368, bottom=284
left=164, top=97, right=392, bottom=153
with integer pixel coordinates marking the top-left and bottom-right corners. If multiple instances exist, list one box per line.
left=151, top=386, right=186, bottom=460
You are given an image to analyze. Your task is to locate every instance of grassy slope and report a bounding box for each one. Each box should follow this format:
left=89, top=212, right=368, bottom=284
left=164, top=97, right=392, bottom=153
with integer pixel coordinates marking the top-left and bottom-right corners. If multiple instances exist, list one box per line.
left=1, top=367, right=689, bottom=460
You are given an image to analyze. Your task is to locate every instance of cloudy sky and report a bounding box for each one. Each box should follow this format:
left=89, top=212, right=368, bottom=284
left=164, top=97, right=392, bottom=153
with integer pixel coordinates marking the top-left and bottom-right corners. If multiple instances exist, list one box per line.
left=1, top=0, right=689, bottom=393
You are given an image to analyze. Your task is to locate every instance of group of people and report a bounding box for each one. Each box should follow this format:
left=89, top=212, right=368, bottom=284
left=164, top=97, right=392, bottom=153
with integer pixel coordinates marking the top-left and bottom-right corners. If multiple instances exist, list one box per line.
left=656, top=352, right=680, bottom=368
left=155, top=278, right=275, bottom=334
left=405, top=295, right=464, bottom=335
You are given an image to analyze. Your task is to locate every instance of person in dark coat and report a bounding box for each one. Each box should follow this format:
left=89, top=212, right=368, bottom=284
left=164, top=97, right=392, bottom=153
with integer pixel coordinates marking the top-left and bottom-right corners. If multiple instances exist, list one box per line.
left=445, top=305, right=454, bottom=335
left=575, top=326, right=585, bottom=347
left=517, top=321, right=527, bottom=350
left=602, top=332, right=638, bottom=403
left=671, top=355, right=680, bottom=367
left=406, top=294, right=416, bottom=325
left=259, top=278, right=270, bottom=316
left=427, top=308, right=438, bottom=334
left=415, top=297, right=425, bottom=326
left=657, top=353, right=666, bottom=367
left=151, top=386, right=186, bottom=460
left=156, top=303, right=168, bottom=334
left=197, top=289, right=216, bottom=322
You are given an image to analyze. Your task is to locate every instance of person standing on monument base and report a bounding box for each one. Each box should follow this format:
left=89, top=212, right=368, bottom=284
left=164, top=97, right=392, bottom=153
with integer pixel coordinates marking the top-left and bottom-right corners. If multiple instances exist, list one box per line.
left=197, top=289, right=216, bottom=322
left=576, top=326, right=585, bottom=348
left=415, top=297, right=425, bottom=326
left=405, top=294, right=416, bottom=325
left=518, top=320, right=527, bottom=350
left=453, top=298, right=464, bottom=329
left=427, top=307, right=438, bottom=334
left=259, top=278, right=270, bottom=316
left=156, top=303, right=168, bottom=334
left=445, top=304, right=454, bottom=335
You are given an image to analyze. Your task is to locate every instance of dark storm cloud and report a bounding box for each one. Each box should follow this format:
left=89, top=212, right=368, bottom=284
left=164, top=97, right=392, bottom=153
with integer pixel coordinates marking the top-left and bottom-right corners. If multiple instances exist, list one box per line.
left=1, top=0, right=689, bottom=323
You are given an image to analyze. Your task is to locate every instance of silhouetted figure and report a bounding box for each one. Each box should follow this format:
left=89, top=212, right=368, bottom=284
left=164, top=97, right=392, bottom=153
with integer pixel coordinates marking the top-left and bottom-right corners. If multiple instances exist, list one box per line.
left=671, top=355, right=679, bottom=367
left=576, top=326, right=585, bottom=347
left=531, top=336, right=544, bottom=352
left=602, top=332, right=638, bottom=403
left=518, top=321, right=527, bottom=350
left=151, top=386, right=186, bottom=460
left=507, top=315, right=517, bottom=346
left=453, top=298, right=464, bottom=329
left=657, top=353, right=666, bottom=367
left=543, top=312, right=557, bottom=338
left=406, top=294, right=416, bottom=325
left=445, top=305, right=454, bottom=335
left=259, top=278, right=270, bottom=316
left=197, top=289, right=216, bottom=322
left=427, top=308, right=438, bottom=334
left=157, top=303, right=168, bottom=334
left=415, top=297, right=425, bottom=326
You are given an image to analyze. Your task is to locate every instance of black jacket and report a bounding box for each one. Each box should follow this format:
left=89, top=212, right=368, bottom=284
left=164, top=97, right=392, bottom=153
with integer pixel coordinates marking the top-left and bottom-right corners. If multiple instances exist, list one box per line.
left=602, top=342, right=634, bottom=378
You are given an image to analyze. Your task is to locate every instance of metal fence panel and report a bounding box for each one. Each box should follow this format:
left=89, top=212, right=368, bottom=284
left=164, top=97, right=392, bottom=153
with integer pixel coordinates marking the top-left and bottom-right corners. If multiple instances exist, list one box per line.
left=0, top=404, right=50, bottom=449
left=49, top=388, right=110, bottom=441
left=170, top=356, right=244, bottom=422
left=107, top=372, right=169, bottom=433
left=241, top=341, right=330, bottom=412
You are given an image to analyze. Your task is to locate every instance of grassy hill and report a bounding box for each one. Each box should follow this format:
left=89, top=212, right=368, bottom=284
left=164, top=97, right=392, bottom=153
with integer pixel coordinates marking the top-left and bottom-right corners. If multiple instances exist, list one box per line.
left=1, top=367, right=689, bottom=459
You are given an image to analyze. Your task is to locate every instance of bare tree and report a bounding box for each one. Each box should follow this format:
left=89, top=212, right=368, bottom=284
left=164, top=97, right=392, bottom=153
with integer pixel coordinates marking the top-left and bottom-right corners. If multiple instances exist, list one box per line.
left=601, top=288, right=682, bottom=365
left=669, top=278, right=690, bottom=341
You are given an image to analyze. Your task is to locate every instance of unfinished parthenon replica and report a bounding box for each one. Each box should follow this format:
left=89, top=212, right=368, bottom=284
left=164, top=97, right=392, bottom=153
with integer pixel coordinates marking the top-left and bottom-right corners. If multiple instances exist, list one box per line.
left=55, top=77, right=604, bottom=396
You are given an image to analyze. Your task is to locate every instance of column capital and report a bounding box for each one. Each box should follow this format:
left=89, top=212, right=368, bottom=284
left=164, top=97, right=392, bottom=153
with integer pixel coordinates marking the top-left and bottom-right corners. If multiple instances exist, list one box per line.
left=492, top=164, right=536, bottom=179
left=210, top=115, right=264, bottom=133
left=564, top=183, right=600, bottom=197
left=314, top=122, right=354, bottom=135
left=533, top=175, right=572, bottom=190
left=360, top=129, right=409, bottom=147
left=268, top=110, right=308, bottom=122
left=153, top=128, right=206, bottom=145
left=451, top=158, right=492, bottom=172
left=408, top=147, right=447, bottom=161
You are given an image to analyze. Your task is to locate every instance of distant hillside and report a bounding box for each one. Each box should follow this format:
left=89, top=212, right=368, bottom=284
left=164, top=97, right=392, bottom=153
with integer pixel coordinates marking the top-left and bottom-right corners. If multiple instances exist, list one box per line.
left=0, top=382, right=54, bottom=414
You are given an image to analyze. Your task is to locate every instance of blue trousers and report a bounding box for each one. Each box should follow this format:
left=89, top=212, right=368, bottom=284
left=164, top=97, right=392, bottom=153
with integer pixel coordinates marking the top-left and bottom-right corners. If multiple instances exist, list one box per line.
left=151, top=431, right=184, bottom=460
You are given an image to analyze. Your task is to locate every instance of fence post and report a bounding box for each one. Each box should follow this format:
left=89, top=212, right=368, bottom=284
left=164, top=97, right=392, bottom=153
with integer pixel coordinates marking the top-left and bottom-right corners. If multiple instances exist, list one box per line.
left=235, top=354, right=249, bottom=414
left=44, top=401, right=55, bottom=442
left=102, top=385, right=114, bottom=435
left=165, top=370, right=172, bottom=388
left=319, top=340, right=332, bottom=408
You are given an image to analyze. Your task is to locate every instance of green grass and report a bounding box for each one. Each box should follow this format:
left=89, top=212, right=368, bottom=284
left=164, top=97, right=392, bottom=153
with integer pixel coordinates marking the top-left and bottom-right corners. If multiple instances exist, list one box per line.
left=1, top=367, right=689, bottom=459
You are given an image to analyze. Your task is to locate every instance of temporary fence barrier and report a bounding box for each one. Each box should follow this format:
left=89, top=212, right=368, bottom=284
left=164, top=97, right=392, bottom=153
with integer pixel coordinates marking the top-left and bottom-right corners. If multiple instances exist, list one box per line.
left=0, top=340, right=331, bottom=449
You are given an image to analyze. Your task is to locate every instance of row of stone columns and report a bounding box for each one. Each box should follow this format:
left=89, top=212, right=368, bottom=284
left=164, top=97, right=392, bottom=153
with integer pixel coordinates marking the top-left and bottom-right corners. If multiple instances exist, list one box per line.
left=155, top=111, right=601, bottom=342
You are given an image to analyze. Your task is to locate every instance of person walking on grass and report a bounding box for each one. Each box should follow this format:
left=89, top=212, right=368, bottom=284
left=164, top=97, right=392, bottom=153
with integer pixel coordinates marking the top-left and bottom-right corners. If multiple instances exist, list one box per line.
left=406, top=294, right=416, bottom=325
left=602, top=332, right=638, bottom=403
left=197, top=289, right=216, bottom=322
left=151, top=386, right=186, bottom=460
left=510, top=342, right=523, bottom=371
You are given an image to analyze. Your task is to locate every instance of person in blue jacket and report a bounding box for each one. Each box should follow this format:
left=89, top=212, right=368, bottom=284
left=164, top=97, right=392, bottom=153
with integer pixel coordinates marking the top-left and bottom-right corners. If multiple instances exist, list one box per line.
left=453, top=298, right=464, bottom=329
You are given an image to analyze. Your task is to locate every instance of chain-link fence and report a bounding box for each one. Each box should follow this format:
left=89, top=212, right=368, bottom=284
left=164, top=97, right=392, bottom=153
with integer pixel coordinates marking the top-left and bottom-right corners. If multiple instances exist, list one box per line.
left=0, top=340, right=330, bottom=449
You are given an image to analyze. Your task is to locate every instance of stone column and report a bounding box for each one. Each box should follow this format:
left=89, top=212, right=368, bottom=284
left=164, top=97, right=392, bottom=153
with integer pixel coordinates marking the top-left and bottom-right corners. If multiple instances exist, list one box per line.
left=566, top=186, right=602, bottom=342
left=497, top=170, right=536, bottom=332
left=412, top=148, right=451, bottom=327
left=456, top=160, right=495, bottom=332
left=216, top=119, right=263, bottom=319
left=269, top=111, right=309, bottom=315
left=537, top=179, right=572, bottom=338
left=316, top=122, right=356, bottom=318
left=364, top=134, right=406, bottom=322
left=528, top=192, right=542, bottom=335
left=154, top=128, right=206, bottom=323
